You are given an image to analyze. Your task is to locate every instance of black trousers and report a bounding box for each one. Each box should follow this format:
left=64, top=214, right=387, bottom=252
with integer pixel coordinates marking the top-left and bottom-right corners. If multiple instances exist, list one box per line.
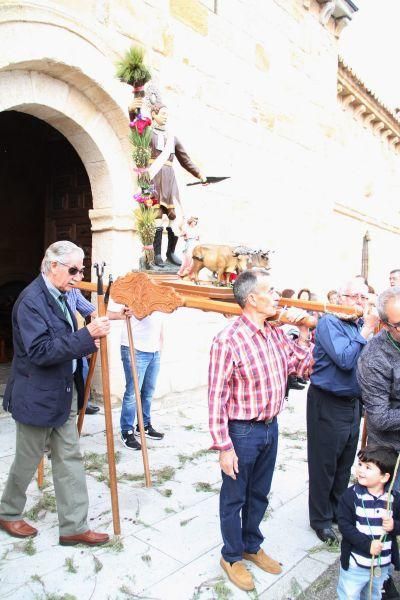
left=307, top=383, right=361, bottom=530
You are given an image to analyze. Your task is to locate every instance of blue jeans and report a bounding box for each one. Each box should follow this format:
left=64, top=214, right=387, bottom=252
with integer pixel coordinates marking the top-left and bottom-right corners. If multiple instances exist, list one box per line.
left=120, top=346, right=160, bottom=433
left=337, top=564, right=390, bottom=600
left=220, top=418, right=278, bottom=563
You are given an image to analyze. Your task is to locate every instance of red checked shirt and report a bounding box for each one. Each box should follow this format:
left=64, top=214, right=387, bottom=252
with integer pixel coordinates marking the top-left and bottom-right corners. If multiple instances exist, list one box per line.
left=208, top=314, right=313, bottom=451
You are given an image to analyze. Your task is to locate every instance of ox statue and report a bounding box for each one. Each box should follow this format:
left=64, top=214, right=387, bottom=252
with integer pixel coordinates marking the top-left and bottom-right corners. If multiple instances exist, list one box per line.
left=189, top=244, right=271, bottom=284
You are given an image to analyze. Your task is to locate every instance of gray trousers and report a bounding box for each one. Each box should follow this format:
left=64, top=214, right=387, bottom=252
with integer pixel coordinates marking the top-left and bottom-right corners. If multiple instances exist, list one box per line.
left=0, top=391, right=89, bottom=535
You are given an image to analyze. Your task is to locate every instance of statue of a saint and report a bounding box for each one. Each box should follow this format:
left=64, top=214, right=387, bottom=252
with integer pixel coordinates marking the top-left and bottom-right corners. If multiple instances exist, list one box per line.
left=148, top=103, right=206, bottom=267
left=131, top=97, right=206, bottom=269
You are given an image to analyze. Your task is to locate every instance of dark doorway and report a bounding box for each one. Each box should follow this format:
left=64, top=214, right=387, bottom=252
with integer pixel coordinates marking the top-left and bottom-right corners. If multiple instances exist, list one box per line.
left=0, top=110, right=93, bottom=362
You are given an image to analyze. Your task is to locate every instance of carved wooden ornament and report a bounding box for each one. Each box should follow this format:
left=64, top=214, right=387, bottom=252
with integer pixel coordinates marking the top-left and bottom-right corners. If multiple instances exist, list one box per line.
left=111, top=272, right=184, bottom=318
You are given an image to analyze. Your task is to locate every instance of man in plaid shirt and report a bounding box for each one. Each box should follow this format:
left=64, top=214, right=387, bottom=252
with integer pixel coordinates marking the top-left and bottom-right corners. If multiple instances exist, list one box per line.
left=208, top=268, right=313, bottom=591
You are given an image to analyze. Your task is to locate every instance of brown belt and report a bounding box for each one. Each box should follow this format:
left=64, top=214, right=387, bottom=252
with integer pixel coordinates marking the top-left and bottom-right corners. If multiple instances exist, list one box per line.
left=149, top=158, right=173, bottom=167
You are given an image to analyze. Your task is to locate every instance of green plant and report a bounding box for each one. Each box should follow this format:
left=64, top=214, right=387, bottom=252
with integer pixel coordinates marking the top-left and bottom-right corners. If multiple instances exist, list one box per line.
left=116, top=47, right=151, bottom=87
left=101, top=536, right=124, bottom=553
left=195, top=482, right=216, bottom=493
left=141, top=554, right=151, bottom=564
left=64, top=557, right=78, bottom=574
left=180, top=516, right=198, bottom=527
left=22, top=537, right=36, bottom=556
left=93, top=555, right=103, bottom=573
left=153, top=465, right=175, bottom=485
left=24, top=492, right=57, bottom=521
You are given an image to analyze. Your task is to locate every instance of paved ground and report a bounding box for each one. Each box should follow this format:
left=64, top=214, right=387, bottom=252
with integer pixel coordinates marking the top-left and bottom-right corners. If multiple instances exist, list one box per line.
left=0, top=382, right=341, bottom=600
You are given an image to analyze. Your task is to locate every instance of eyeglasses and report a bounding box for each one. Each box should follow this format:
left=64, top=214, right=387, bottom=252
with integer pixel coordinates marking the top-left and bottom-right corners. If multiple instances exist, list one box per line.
left=384, top=321, right=400, bottom=332
left=57, top=260, right=85, bottom=276
left=342, top=294, right=369, bottom=301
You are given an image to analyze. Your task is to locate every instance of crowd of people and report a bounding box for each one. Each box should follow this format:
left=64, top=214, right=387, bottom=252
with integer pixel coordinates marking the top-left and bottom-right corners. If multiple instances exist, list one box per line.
left=1, top=240, right=400, bottom=600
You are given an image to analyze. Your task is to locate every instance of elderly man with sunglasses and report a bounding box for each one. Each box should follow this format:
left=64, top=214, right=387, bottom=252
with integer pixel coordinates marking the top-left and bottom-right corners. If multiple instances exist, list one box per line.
left=358, top=287, right=400, bottom=459
left=357, top=286, right=400, bottom=599
left=0, top=241, right=111, bottom=546
left=307, top=278, right=379, bottom=545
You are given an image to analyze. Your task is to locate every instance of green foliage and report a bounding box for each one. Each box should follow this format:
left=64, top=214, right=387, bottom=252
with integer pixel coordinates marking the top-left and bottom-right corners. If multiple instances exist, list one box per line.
left=24, top=492, right=57, bottom=521
left=129, top=127, right=152, bottom=149
left=153, top=465, right=175, bottom=485
left=195, top=482, right=216, bottom=493
left=64, top=557, right=78, bottom=574
left=101, top=535, right=124, bottom=552
left=93, top=555, right=103, bottom=573
left=134, top=204, right=156, bottom=245
left=116, top=46, right=151, bottom=87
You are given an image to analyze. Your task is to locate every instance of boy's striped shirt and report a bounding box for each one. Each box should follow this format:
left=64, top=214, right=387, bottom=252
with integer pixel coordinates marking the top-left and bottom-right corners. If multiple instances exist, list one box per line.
left=351, top=485, right=393, bottom=569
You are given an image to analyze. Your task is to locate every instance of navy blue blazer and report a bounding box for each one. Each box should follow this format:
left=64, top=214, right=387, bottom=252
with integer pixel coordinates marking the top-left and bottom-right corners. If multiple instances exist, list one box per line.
left=3, top=275, right=97, bottom=427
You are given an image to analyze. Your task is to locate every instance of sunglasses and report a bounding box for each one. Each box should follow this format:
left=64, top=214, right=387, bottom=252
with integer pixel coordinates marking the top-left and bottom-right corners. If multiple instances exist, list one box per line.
left=57, top=260, right=85, bottom=276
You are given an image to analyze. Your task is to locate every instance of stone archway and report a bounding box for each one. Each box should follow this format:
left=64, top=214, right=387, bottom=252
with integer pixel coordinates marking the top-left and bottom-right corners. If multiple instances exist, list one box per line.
left=0, top=10, right=140, bottom=276
left=0, top=11, right=141, bottom=395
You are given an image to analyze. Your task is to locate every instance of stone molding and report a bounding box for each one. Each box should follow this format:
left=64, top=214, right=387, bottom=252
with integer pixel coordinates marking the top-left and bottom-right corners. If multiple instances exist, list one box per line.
left=338, top=59, right=400, bottom=153
left=334, top=203, right=400, bottom=235
left=90, top=209, right=136, bottom=232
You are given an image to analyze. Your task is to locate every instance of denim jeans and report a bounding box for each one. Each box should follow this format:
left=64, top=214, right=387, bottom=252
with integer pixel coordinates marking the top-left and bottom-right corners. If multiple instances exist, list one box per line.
left=220, top=418, right=278, bottom=563
left=337, top=564, right=389, bottom=600
left=120, top=346, right=160, bottom=433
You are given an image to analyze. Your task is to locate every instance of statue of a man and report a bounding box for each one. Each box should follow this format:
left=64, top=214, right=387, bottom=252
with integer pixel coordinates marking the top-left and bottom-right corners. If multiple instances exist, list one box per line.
left=131, top=97, right=206, bottom=268
left=148, top=103, right=206, bottom=267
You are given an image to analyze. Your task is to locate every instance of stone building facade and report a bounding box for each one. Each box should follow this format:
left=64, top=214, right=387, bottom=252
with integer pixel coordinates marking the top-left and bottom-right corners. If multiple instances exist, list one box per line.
left=0, top=0, right=399, bottom=399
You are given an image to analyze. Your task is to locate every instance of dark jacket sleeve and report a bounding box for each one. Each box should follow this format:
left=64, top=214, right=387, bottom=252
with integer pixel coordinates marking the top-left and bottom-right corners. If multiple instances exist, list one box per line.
left=338, top=488, right=372, bottom=555
left=17, top=298, right=96, bottom=367
left=392, top=493, right=400, bottom=536
left=174, top=137, right=203, bottom=179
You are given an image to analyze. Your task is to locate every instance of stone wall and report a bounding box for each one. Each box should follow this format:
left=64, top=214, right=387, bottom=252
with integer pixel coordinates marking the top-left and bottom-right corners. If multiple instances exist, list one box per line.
left=1, top=0, right=399, bottom=400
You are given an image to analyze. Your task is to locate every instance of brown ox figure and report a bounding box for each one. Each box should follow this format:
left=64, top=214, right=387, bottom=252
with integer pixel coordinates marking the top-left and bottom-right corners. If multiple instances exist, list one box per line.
left=189, top=244, right=271, bottom=284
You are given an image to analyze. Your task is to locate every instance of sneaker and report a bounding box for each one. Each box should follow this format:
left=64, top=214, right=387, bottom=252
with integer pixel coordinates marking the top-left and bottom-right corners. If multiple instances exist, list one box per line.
left=135, top=424, right=164, bottom=440
left=121, top=430, right=141, bottom=450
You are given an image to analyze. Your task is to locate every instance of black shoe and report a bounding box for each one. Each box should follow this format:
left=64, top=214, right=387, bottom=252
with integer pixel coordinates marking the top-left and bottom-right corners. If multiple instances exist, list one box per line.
left=383, top=576, right=400, bottom=600
left=135, top=424, right=164, bottom=440
left=85, top=403, right=100, bottom=415
left=121, top=430, right=141, bottom=450
left=314, top=527, right=338, bottom=544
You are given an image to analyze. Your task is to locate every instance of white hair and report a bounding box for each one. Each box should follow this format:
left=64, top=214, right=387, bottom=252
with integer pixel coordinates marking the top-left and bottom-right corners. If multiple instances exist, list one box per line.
left=377, top=287, right=400, bottom=321
left=41, top=241, right=84, bottom=274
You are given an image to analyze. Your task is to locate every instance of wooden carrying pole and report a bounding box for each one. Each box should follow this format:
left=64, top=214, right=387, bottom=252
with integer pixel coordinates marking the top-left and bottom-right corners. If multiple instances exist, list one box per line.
left=77, top=352, right=98, bottom=436
left=125, top=317, right=152, bottom=487
left=94, top=262, right=121, bottom=535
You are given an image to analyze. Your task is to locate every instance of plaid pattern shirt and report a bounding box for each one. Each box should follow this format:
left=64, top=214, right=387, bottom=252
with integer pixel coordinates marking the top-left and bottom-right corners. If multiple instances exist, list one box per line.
left=208, top=314, right=313, bottom=451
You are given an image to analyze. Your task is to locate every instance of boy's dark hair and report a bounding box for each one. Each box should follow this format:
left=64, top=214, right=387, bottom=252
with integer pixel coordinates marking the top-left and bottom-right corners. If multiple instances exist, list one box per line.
left=357, top=445, right=399, bottom=481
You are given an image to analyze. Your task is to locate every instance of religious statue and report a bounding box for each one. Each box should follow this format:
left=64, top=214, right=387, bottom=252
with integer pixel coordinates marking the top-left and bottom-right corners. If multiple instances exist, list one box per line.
left=148, top=103, right=206, bottom=268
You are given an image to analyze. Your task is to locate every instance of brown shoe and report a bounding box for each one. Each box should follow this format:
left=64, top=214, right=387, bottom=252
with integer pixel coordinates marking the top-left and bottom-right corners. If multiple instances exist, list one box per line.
left=243, top=548, right=282, bottom=574
left=220, top=557, right=255, bottom=591
left=59, top=530, right=109, bottom=546
left=0, top=519, right=38, bottom=538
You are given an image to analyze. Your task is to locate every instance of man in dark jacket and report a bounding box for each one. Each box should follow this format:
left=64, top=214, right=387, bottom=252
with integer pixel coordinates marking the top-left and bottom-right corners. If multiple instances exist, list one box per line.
left=0, top=241, right=110, bottom=546
left=358, top=287, right=400, bottom=599
left=307, top=278, right=378, bottom=544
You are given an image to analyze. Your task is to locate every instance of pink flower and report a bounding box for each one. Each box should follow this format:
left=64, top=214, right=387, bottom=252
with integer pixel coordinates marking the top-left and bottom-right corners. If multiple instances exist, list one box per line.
left=129, top=116, right=152, bottom=135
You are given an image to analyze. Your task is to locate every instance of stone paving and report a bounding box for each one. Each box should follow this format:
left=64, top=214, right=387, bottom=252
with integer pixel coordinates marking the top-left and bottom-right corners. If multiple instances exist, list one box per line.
left=0, top=384, right=340, bottom=600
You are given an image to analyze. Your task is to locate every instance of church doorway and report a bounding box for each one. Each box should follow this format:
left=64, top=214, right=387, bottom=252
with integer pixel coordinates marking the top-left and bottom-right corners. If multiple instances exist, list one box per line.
left=0, top=110, right=93, bottom=363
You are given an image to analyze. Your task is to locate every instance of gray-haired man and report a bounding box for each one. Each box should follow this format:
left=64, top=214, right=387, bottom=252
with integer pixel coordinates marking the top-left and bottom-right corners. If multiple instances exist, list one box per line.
left=357, top=286, right=400, bottom=599
left=0, top=241, right=110, bottom=545
left=358, top=286, right=400, bottom=455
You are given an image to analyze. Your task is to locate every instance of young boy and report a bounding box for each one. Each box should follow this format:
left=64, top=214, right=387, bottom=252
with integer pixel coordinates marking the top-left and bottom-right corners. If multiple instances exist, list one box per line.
left=337, top=446, right=400, bottom=600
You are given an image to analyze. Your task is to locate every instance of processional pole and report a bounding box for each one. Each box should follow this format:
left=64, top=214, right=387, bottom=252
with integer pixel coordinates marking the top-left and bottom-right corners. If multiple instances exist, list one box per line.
left=94, top=262, right=121, bottom=535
